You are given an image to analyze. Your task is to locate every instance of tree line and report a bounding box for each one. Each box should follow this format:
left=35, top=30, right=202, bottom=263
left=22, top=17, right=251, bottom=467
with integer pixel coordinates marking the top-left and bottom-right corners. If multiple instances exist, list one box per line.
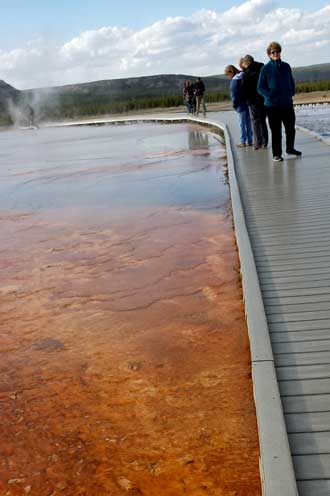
left=0, top=80, right=329, bottom=126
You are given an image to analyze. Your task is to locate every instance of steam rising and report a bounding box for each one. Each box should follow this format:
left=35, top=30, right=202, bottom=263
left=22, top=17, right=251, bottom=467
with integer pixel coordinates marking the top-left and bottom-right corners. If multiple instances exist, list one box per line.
left=7, top=100, right=27, bottom=127
left=6, top=88, right=61, bottom=127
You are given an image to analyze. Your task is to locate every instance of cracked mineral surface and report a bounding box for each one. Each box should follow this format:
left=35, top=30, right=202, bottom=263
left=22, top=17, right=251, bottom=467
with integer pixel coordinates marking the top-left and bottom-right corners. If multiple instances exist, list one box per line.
left=0, top=123, right=261, bottom=495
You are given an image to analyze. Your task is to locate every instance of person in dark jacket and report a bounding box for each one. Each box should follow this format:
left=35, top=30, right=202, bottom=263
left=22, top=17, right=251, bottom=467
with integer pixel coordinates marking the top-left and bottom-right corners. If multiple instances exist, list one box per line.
left=194, top=77, right=207, bottom=116
left=241, top=55, right=268, bottom=150
left=257, top=41, right=301, bottom=162
left=225, top=65, right=253, bottom=147
left=183, top=80, right=194, bottom=114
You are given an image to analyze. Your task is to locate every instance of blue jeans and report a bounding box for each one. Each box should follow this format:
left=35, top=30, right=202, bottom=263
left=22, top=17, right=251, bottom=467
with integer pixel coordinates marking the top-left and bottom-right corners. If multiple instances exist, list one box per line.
left=185, top=99, right=193, bottom=114
left=238, top=109, right=253, bottom=144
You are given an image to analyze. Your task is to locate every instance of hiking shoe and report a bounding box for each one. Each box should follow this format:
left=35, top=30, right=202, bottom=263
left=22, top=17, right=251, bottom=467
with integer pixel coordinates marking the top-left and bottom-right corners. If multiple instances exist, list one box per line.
left=273, top=156, right=284, bottom=162
left=286, top=149, right=302, bottom=156
left=236, top=143, right=246, bottom=147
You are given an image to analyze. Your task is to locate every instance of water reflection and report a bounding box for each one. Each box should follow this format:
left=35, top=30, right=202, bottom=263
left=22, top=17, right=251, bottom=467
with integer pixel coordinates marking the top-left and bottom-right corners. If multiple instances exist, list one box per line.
left=188, top=129, right=209, bottom=150
left=0, top=123, right=226, bottom=211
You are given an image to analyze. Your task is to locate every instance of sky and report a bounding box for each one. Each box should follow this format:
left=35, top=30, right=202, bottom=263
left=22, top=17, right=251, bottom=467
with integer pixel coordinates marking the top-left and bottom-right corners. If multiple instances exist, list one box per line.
left=1, top=0, right=329, bottom=89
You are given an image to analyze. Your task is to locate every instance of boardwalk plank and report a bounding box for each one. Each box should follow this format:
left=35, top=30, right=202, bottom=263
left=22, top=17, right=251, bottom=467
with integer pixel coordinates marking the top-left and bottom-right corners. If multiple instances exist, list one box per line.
left=277, top=364, right=330, bottom=381
left=265, top=294, right=330, bottom=306
left=289, top=432, right=330, bottom=454
left=264, top=287, right=330, bottom=299
left=286, top=412, right=330, bottom=432
left=267, top=301, right=330, bottom=314
left=275, top=351, right=330, bottom=367
left=293, top=454, right=330, bottom=479
left=269, top=310, right=330, bottom=323
left=274, top=340, right=330, bottom=354
left=271, top=330, right=330, bottom=342
left=283, top=394, right=330, bottom=413
left=269, top=321, right=330, bottom=332
left=297, top=480, right=330, bottom=496
left=279, top=378, right=330, bottom=396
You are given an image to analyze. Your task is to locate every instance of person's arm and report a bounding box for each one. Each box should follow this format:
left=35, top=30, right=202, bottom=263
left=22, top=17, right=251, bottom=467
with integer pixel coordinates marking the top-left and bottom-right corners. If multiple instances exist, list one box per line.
left=257, top=66, right=270, bottom=99
left=241, top=73, right=247, bottom=100
left=289, top=66, right=295, bottom=96
left=231, top=79, right=239, bottom=109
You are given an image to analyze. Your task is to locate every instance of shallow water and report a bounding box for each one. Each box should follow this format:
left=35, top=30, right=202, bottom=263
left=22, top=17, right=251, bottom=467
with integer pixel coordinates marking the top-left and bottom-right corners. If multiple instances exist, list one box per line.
left=296, top=104, right=330, bottom=142
left=0, top=123, right=261, bottom=496
left=0, top=124, right=227, bottom=211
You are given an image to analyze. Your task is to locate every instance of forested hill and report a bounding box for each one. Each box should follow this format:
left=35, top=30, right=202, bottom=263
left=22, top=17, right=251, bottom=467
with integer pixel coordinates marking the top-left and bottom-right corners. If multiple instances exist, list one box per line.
left=1, top=62, right=329, bottom=105
left=22, top=62, right=330, bottom=101
left=293, top=63, right=330, bottom=83
left=0, top=80, right=20, bottom=110
left=25, top=74, right=228, bottom=100
left=0, top=62, right=329, bottom=124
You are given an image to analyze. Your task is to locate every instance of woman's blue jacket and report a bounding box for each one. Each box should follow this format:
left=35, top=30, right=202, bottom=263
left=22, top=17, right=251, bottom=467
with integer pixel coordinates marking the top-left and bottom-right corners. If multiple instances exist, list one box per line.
left=257, top=59, right=295, bottom=107
left=230, top=72, right=248, bottom=113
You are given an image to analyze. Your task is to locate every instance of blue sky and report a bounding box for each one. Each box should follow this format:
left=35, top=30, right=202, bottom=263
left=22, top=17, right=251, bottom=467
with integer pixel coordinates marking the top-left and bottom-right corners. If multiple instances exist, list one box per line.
left=1, top=0, right=329, bottom=88
left=1, top=0, right=329, bottom=48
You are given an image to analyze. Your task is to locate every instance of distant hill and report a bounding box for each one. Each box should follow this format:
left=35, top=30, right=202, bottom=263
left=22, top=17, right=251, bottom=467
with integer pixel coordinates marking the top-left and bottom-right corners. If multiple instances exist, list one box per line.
left=0, top=80, right=20, bottom=110
left=1, top=62, right=329, bottom=123
left=22, top=62, right=330, bottom=101
left=23, top=73, right=228, bottom=102
left=293, top=63, right=330, bottom=83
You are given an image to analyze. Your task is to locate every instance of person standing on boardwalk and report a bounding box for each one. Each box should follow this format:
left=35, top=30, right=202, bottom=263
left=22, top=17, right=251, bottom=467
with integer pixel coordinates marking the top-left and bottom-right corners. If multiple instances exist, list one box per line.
left=194, top=77, right=207, bottom=116
left=225, top=65, right=253, bottom=147
left=183, top=80, right=194, bottom=115
left=257, top=41, right=301, bottom=162
left=241, top=55, right=268, bottom=150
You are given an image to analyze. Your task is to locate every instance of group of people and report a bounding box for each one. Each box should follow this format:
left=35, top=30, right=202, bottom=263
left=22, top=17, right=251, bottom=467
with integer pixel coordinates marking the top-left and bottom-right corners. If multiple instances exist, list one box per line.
left=183, top=77, right=207, bottom=117
left=225, top=41, right=302, bottom=162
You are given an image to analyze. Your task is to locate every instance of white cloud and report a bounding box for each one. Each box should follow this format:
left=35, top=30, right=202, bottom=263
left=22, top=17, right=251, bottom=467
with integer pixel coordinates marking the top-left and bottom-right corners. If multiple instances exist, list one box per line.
left=1, top=0, right=329, bottom=89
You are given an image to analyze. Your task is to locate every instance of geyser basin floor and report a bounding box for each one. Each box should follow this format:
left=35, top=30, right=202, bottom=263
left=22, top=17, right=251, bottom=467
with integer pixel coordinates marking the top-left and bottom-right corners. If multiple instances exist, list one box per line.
left=0, top=123, right=261, bottom=495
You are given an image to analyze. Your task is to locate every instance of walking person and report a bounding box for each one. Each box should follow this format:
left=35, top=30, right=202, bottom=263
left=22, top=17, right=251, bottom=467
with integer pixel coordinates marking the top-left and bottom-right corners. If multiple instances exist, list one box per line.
left=194, top=77, right=207, bottom=116
left=257, top=41, right=301, bottom=162
left=225, top=65, right=253, bottom=147
left=191, top=82, right=197, bottom=115
left=183, top=80, right=194, bottom=115
left=241, top=54, right=268, bottom=150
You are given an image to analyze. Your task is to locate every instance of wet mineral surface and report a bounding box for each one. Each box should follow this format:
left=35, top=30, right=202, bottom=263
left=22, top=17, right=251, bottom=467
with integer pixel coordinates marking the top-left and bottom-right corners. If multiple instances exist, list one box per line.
left=0, top=123, right=261, bottom=495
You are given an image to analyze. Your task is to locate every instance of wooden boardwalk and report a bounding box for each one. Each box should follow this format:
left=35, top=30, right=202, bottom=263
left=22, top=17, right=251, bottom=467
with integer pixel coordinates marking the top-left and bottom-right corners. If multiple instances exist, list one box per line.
left=214, top=111, right=330, bottom=496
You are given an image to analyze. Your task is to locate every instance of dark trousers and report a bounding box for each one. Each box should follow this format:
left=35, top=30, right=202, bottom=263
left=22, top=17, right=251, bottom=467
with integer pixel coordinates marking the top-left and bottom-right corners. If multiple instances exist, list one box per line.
left=267, top=105, right=296, bottom=157
left=249, top=104, right=268, bottom=147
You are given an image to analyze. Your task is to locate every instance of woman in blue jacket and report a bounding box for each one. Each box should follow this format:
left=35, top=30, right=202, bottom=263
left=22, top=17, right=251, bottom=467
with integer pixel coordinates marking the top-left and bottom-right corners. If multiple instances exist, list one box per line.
left=257, top=41, right=301, bottom=162
left=225, top=65, right=253, bottom=147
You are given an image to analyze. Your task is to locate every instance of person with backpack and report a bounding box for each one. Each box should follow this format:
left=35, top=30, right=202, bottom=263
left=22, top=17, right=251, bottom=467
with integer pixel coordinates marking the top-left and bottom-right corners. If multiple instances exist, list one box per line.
left=241, top=54, right=268, bottom=150
left=194, top=77, right=207, bottom=116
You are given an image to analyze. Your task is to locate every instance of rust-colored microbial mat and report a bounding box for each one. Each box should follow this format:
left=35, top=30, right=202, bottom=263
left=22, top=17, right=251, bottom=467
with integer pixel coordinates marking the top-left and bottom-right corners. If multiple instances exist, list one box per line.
left=0, top=124, right=261, bottom=496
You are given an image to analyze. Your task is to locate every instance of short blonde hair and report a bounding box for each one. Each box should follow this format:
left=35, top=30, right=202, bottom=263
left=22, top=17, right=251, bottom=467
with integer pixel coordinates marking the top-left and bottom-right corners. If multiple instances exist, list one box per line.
left=267, top=41, right=282, bottom=56
left=242, top=54, right=254, bottom=67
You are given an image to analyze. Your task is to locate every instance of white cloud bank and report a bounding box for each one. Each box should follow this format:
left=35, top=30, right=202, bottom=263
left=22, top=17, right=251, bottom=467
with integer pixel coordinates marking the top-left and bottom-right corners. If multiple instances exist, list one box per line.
left=1, top=0, right=329, bottom=89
